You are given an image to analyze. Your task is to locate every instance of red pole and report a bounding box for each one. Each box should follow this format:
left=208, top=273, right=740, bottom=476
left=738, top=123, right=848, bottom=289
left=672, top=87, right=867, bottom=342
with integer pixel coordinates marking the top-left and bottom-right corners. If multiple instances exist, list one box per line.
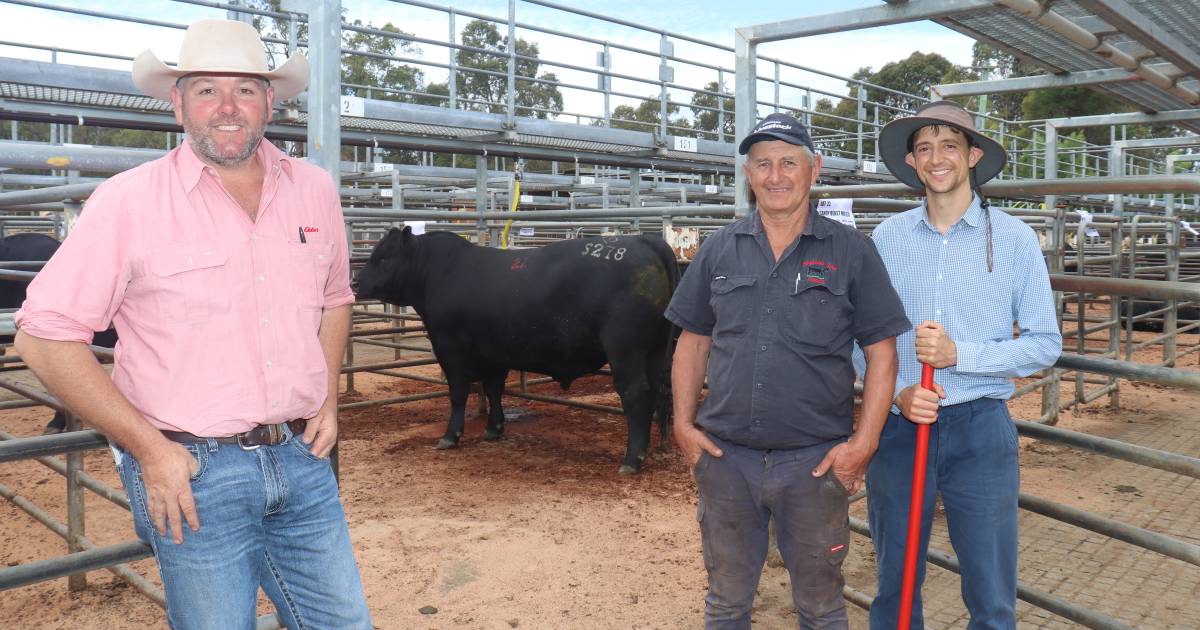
left=896, top=363, right=935, bottom=630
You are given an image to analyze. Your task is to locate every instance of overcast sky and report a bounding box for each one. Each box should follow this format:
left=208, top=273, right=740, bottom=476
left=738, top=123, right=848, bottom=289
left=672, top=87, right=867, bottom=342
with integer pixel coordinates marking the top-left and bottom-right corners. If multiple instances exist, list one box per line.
left=0, top=0, right=977, bottom=118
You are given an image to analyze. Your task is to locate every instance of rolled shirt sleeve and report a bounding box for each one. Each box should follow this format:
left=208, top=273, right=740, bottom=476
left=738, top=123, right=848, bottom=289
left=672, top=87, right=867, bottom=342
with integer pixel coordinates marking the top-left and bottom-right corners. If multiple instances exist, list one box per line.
left=320, top=180, right=355, bottom=310
left=15, top=181, right=132, bottom=343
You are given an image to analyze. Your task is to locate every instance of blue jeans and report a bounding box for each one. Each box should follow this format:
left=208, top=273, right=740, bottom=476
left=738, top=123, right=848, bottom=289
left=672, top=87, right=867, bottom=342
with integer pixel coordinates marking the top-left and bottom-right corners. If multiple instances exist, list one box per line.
left=866, top=397, right=1019, bottom=630
left=116, top=427, right=372, bottom=630
left=694, top=434, right=850, bottom=630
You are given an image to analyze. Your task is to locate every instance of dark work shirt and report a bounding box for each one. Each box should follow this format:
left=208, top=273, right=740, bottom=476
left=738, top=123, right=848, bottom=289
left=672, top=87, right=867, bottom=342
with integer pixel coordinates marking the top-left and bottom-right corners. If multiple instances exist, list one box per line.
left=665, top=211, right=910, bottom=450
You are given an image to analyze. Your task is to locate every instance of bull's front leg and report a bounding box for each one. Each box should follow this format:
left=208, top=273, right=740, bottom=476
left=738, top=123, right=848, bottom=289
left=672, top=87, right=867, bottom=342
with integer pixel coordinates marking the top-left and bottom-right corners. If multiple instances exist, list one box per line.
left=481, top=369, right=509, bottom=441
left=437, top=377, right=471, bottom=450
left=612, top=368, right=654, bottom=475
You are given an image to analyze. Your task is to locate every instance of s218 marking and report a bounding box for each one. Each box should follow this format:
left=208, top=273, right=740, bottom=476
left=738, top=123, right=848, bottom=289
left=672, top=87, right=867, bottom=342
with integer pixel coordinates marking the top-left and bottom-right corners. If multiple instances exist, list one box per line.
left=581, top=243, right=627, bottom=261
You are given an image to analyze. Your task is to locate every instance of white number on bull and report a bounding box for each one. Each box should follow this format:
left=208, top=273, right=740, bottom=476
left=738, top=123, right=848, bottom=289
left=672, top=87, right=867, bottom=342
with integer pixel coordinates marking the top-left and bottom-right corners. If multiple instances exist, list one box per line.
left=581, top=243, right=628, bottom=261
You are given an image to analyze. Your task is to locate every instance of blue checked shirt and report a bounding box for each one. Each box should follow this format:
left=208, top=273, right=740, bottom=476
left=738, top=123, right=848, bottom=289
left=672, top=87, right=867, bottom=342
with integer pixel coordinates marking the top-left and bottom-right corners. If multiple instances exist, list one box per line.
left=854, top=196, right=1061, bottom=409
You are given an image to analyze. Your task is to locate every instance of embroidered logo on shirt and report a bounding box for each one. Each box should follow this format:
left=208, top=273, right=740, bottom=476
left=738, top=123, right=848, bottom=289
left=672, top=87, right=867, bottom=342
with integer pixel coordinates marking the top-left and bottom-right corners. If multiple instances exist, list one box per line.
left=302, top=226, right=319, bottom=233
left=802, top=260, right=837, bottom=284
left=829, top=543, right=846, bottom=554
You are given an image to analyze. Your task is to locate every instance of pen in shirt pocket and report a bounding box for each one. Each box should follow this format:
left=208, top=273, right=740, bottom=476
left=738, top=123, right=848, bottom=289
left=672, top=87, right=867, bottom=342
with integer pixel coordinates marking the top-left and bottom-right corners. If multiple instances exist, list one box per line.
left=298, top=226, right=307, bottom=244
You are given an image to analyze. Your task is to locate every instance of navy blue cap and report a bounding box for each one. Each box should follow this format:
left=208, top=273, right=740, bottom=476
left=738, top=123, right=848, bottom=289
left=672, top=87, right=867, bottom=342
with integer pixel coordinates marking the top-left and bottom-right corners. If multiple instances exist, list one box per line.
left=737, top=113, right=816, bottom=155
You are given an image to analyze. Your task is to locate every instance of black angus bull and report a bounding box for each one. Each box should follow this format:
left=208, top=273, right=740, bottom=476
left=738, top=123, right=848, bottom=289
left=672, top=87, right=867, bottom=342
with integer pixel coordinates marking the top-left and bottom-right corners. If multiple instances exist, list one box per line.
left=354, top=227, right=679, bottom=474
left=0, top=233, right=119, bottom=433
left=1061, top=240, right=1198, bottom=333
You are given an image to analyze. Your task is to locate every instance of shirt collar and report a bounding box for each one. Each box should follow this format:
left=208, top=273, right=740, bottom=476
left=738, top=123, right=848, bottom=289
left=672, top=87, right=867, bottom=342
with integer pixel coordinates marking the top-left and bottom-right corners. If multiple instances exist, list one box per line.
left=736, top=205, right=831, bottom=240
left=913, top=194, right=984, bottom=233
left=175, top=138, right=294, bottom=192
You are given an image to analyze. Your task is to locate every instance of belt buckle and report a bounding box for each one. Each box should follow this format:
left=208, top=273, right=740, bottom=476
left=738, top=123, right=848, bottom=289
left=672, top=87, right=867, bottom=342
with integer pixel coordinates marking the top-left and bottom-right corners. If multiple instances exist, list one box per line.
left=237, top=432, right=261, bottom=451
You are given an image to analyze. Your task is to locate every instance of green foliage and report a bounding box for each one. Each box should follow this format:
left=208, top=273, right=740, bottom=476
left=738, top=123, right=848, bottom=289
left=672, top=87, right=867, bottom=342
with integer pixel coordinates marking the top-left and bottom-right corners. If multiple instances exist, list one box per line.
left=690, top=81, right=734, bottom=140
left=423, top=20, right=563, bottom=119
left=7, top=122, right=170, bottom=150
left=863, top=52, right=955, bottom=112
left=809, top=97, right=862, bottom=159
left=602, top=96, right=690, bottom=134
left=341, top=20, right=423, bottom=100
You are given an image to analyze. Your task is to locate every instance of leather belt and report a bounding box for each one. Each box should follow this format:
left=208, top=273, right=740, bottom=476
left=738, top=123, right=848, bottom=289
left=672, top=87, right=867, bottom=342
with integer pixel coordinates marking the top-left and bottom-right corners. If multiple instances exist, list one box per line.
left=161, top=418, right=307, bottom=451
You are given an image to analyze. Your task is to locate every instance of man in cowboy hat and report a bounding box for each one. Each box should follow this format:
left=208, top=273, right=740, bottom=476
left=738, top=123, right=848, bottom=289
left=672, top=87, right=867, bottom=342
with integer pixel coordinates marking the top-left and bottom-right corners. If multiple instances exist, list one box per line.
left=859, top=100, right=1061, bottom=629
left=15, top=19, right=372, bottom=628
left=668, top=112, right=910, bottom=628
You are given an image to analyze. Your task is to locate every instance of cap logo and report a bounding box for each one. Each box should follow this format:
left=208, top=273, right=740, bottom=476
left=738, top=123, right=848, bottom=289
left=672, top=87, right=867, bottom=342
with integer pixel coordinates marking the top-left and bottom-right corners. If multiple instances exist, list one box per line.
left=756, top=121, right=792, bottom=132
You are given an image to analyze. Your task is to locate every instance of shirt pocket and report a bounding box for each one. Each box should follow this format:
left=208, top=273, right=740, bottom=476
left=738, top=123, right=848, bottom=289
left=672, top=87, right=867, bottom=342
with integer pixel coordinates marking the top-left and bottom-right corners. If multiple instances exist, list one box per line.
left=781, top=281, right=853, bottom=351
left=709, top=275, right=757, bottom=337
left=288, top=241, right=335, bottom=310
left=147, top=244, right=231, bottom=323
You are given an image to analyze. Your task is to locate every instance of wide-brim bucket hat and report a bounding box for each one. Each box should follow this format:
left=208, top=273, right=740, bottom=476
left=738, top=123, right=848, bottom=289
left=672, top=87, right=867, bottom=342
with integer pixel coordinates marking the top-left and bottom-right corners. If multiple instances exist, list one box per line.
left=131, top=19, right=309, bottom=102
left=878, top=100, right=1007, bottom=190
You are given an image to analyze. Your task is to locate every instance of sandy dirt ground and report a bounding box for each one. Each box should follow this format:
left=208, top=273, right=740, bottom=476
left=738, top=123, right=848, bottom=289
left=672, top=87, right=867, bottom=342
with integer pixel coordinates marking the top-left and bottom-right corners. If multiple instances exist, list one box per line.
left=1, top=330, right=1198, bottom=629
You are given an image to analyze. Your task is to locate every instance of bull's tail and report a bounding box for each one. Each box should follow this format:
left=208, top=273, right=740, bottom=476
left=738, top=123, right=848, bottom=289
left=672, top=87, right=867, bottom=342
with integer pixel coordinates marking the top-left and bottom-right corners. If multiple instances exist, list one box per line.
left=649, top=236, right=682, bottom=445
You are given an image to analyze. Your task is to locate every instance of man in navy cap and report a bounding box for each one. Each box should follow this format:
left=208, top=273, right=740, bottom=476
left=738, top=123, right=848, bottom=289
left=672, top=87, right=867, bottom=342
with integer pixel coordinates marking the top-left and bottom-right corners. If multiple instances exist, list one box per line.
left=667, top=113, right=911, bottom=628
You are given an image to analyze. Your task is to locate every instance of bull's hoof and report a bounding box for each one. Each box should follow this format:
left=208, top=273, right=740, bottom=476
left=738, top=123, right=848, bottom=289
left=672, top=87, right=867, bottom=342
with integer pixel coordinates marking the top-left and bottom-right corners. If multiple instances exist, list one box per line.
left=483, top=427, right=504, bottom=441
left=435, top=437, right=459, bottom=450
left=617, top=464, right=640, bottom=475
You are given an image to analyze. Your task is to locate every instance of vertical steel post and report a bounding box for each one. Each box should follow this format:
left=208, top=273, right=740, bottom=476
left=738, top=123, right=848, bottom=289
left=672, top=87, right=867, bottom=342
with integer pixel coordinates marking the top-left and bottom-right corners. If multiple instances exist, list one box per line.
left=476, top=155, right=488, bottom=244
left=1164, top=155, right=1186, bottom=366
left=717, top=68, right=726, bottom=142
left=65, top=412, right=86, bottom=591
left=630, top=169, right=641, bottom=210
left=344, top=221, right=357, bottom=397
left=855, top=83, right=865, bottom=164
left=773, top=61, right=780, bottom=112
left=282, top=0, right=342, bottom=188
left=1041, top=123, right=1062, bottom=424
left=601, top=42, right=612, bottom=127
left=448, top=8, right=457, bottom=110
left=734, top=29, right=756, bottom=218
left=506, top=0, right=517, bottom=124
left=659, top=34, right=672, bottom=139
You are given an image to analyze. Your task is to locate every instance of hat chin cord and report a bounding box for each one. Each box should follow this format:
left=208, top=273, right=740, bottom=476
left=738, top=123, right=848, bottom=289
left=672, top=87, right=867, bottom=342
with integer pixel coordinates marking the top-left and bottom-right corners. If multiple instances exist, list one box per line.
left=970, top=167, right=994, bottom=273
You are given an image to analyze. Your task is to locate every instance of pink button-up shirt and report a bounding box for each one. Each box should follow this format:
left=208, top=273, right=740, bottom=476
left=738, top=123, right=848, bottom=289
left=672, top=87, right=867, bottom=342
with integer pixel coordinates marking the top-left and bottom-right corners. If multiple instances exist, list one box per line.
left=16, top=140, right=354, bottom=436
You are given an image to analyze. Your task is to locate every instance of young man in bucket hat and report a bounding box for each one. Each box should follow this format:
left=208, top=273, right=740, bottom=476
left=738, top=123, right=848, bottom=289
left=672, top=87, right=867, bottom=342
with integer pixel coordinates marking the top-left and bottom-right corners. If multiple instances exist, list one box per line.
left=15, top=20, right=372, bottom=628
left=860, top=100, right=1061, bottom=629
left=668, top=113, right=910, bottom=628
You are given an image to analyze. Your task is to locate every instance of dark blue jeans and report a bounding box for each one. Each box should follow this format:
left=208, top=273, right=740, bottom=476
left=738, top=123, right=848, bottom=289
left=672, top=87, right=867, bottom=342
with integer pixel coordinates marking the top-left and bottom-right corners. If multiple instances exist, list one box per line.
left=866, top=397, right=1019, bottom=630
left=694, top=434, right=850, bottom=630
left=116, top=427, right=372, bottom=630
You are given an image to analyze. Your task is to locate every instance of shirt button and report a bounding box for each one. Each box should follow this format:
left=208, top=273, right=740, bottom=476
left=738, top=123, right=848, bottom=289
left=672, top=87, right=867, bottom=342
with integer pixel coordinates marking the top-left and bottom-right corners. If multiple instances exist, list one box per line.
left=261, top=318, right=270, bottom=326
left=766, top=308, right=774, bottom=314
left=760, top=345, right=767, bottom=351
left=266, top=360, right=273, bottom=369
left=755, top=383, right=763, bottom=389
left=770, top=272, right=778, bottom=278
left=935, top=310, right=942, bottom=316
left=942, top=239, right=948, bottom=245
left=258, top=275, right=266, bottom=283
left=937, top=274, right=943, bottom=281
left=272, top=401, right=279, bottom=408
left=252, top=234, right=259, bottom=241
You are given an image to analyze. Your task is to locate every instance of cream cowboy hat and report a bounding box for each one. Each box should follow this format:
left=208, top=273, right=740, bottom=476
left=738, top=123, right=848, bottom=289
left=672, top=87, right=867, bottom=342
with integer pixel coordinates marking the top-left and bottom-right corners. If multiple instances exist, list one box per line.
left=131, top=19, right=309, bottom=102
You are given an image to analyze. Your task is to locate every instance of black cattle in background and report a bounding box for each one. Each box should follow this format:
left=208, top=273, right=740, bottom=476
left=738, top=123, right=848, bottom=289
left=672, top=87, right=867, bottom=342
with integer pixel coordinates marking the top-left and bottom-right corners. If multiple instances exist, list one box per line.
left=1060, top=238, right=1198, bottom=333
left=0, top=233, right=119, bottom=433
left=355, top=228, right=679, bottom=474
